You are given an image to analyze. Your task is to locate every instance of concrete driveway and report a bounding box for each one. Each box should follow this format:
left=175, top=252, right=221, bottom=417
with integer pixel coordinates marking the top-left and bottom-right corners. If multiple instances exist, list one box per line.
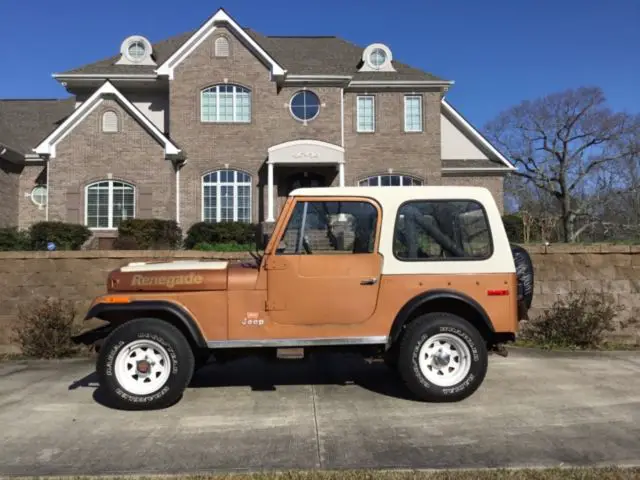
left=1, top=348, right=639, bottom=476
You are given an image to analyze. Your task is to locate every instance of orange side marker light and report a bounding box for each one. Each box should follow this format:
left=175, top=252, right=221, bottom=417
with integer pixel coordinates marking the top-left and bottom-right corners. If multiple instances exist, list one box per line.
left=487, top=289, right=509, bottom=296
left=102, top=296, right=131, bottom=304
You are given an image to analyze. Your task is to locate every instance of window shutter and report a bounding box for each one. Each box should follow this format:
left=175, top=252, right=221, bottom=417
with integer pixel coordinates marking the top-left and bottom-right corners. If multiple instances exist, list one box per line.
left=102, top=111, right=118, bottom=133
left=138, top=186, right=153, bottom=218
left=214, top=37, right=229, bottom=57
left=66, top=186, right=81, bottom=223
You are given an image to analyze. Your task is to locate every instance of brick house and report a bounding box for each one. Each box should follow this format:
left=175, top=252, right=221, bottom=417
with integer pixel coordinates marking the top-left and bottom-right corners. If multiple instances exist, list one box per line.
left=0, top=7, right=514, bottom=243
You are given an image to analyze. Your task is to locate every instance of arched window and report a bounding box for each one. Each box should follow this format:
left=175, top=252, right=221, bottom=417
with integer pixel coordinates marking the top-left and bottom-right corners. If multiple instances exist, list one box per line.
left=358, top=174, right=423, bottom=187
left=201, top=84, right=251, bottom=123
left=85, top=180, right=135, bottom=229
left=202, top=169, right=251, bottom=223
left=102, top=111, right=119, bottom=133
left=214, top=36, right=230, bottom=57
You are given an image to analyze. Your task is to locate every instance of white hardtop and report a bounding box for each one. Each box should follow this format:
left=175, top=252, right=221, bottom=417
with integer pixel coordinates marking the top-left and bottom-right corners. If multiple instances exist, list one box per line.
left=287, top=185, right=514, bottom=276
left=289, top=185, right=496, bottom=206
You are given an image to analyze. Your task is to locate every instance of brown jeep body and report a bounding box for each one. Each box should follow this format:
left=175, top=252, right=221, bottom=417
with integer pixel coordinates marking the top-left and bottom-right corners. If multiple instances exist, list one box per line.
left=81, top=187, right=523, bottom=354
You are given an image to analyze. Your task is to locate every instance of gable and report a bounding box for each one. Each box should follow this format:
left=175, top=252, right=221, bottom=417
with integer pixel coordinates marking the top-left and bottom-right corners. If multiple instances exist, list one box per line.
left=156, top=8, right=285, bottom=80
left=170, top=24, right=273, bottom=79
left=441, top=113, right=488, bottom=160
left=440, top=98, right=514, bottom=171
left=34, top=82, right=180, bottom=158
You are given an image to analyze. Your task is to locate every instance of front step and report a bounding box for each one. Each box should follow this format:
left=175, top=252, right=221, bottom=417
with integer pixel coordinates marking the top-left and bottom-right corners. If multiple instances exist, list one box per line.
left=277, top=347, right=305, bottom=359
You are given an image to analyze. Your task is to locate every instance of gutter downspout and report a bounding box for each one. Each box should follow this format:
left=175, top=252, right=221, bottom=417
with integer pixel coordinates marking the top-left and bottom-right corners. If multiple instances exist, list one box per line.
left=175, top=161, right=181, bottom=225
left=340, top=87, right=344, bottom=147
left=45, top=158, right=50, bottom=221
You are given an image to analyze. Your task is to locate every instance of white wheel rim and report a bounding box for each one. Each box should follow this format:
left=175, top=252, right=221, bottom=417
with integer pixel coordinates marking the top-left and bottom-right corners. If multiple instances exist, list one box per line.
left=417, top=333, right=472, bottom=387
left=114, top=339, right=171, bottom=396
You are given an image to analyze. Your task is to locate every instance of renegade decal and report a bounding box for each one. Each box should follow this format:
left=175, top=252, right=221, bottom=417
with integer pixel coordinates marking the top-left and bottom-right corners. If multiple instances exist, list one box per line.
left=131, top=273, right=204, bottom=288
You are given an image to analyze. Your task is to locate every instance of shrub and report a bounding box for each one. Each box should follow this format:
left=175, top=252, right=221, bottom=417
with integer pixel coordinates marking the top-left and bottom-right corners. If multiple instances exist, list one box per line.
left=193, top=242, right=254, bottom=252
left=11, top=297, right=83, bottom=358
left=184, top=221, right=258, bottom=249
left=519, top=289, right=625, bottom=349
left=115, top=219, right=182, bottom=250
left=29, top=221, right=91, bottom=250
left=502, top=214, right=524, bottom=243
left=0, top=227, right=31, bottom=251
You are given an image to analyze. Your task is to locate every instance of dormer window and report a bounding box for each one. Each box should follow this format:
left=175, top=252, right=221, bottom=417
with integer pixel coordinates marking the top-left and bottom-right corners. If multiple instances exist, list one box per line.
left=369, top=48, right=387, bottom=69
left=127, top=41, right=147, bottom=62
left=359, top=43, right=395, bottom=72
left=116, top=35, right=156, bottom=66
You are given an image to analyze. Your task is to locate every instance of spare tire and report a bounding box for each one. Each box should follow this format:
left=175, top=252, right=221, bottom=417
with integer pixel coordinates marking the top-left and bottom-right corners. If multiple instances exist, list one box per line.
left=510, top=244, right=534, bottom=310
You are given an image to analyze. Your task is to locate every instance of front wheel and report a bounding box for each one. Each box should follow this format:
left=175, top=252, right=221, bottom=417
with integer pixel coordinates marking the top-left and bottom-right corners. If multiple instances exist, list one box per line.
left=96, top=318, right=195, bottom=410
left=397, top=313, right=488, bottom=402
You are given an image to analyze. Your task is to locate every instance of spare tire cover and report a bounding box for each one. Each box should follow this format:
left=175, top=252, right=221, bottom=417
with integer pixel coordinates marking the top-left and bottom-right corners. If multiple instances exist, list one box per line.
left=510, top=244, right=534, bottom=309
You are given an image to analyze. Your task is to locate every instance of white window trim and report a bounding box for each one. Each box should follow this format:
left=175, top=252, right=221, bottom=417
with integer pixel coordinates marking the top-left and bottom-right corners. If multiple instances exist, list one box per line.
left=102, top=111, right=119, bottom=133
left=357, top=174, right=424, bottom=187
left=84, top=180, right=136, bottom=230
left=30, top=185, right=48, bottom=208
left=289, top=90, right=321, bottom=124
left=214, top=36, right=230, bottom=57
left=356, top=95, right=375, bottom=133
left=201, top=170, right=252, bottom=223
left=404, top=95, right=423, bottom=132
left=200, top=84, right=251, bottom=123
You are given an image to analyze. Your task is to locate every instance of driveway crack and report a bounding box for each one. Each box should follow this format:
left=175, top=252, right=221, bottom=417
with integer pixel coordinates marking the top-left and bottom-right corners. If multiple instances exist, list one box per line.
left=311, top=384, right=322, bottom=469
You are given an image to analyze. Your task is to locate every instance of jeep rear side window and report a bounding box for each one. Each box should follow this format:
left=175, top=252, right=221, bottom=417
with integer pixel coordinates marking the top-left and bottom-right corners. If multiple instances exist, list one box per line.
left=277, top=201, right=378, bottom=255
left=393, top=200, right=492, bottom=261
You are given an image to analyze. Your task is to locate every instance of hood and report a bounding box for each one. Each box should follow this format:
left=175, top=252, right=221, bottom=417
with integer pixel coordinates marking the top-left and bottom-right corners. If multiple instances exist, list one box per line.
left=107, top=260, right=230, bottom=292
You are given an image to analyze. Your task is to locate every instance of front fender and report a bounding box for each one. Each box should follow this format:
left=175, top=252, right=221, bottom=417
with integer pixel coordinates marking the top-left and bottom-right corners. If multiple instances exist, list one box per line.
left=74, top=297, right=208, bottom=348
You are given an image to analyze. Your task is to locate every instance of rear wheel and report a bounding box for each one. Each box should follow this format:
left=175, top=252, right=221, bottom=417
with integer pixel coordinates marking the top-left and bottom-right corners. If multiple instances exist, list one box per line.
left=97, top=318, right=195, bottom=410
left=397, top=312, right=488, bottom=402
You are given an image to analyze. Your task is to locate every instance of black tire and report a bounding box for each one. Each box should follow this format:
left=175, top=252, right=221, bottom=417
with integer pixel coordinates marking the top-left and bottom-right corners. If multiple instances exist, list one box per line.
left=511, top=244, right=534, bottom=310
left=397, top=313, right=488, bottom=402
left=96, top=318, right=195, bottom=410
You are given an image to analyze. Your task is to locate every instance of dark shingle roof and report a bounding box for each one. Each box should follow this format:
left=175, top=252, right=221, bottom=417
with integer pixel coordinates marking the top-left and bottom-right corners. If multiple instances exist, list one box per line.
left=60, top=28, right=444, bottom=81
left=441, top=159, right=511, bottom=169
left=61, top=31, right=194, bottom=75
left=0, top=98, right=75, bottom=155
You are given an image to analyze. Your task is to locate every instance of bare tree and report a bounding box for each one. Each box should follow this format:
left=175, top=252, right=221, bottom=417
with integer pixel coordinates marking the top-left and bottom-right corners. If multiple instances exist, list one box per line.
left=485, top=86, right=640, bottom=242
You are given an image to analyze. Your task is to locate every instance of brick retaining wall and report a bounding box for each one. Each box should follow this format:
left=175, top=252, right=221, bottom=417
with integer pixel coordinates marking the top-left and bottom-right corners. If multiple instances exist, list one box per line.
left=1, top=245, right=639, bottom=351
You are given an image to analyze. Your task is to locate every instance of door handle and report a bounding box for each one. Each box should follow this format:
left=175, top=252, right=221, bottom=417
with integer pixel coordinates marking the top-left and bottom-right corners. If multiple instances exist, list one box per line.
left=360, top=277, right=378, bottom=286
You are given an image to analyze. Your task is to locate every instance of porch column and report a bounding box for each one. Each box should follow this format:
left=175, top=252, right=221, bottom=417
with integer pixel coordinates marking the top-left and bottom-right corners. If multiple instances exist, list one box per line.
left=338, top=162, right=345, bottom=187
left=267, top=162, right=275, bottom=222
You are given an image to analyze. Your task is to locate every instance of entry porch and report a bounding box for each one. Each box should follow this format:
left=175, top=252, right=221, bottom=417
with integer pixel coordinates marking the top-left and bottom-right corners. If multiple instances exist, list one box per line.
left=264, top=140, right=345, bottom=223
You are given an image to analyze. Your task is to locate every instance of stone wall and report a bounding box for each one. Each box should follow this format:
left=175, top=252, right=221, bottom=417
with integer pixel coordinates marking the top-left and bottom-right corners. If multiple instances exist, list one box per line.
left=1, top=244, right=639, bottom=351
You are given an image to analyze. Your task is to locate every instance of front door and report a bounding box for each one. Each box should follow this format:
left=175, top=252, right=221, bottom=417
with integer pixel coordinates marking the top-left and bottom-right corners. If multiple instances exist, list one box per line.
left=265, top=197, right=382, bottom=326
left=287, top=172, right=325, bottom=194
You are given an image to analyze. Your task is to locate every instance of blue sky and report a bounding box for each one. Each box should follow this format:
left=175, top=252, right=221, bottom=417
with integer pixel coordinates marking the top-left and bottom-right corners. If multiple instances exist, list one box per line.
left=0, top=0, right=638, bottom=128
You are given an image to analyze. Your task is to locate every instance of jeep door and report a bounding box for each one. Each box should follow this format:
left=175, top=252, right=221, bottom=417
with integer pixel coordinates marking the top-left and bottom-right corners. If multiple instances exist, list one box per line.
left=265, top=197, right=383, bottom=326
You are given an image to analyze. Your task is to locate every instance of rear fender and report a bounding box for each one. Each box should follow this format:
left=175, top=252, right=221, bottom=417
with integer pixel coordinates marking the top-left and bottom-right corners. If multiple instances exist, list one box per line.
left=389, top=289, right=495, bottom=345
left=72, top=299, right=208, bottom=348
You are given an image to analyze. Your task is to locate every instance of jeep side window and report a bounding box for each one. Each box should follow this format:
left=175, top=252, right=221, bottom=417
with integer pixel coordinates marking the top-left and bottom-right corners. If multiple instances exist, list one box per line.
left=393, top=200, right=492, bottom=260
left=277, top=200, right=378, bottom=255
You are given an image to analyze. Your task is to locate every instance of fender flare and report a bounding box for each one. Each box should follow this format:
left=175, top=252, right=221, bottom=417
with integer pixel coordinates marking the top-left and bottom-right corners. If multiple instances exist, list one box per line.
left=81, top=300, right=208, bottom=348
left=389, top=289, right=495, bottom=344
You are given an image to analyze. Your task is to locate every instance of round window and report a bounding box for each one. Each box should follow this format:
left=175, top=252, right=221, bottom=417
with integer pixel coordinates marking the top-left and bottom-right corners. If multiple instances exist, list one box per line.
left=127, top=41, right=146, bottom=61
left=31, top=186, right=47, bottom=207
left=369, top=48, right=387, bottom=69
left=290, top=90, right=321, bottom=122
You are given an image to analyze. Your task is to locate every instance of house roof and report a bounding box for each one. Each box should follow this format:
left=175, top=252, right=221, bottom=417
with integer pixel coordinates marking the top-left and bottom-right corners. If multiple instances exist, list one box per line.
left=0, top=98, right=75, bottom=159
left=59, top=28, right=444, bottom=81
